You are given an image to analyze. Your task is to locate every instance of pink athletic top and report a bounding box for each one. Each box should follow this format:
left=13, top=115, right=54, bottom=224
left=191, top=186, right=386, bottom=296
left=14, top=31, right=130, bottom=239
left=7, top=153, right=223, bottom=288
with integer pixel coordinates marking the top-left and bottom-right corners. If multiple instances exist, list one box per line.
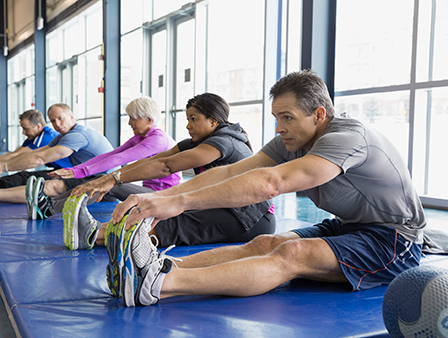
left=69, top=126, right=182, bottom=191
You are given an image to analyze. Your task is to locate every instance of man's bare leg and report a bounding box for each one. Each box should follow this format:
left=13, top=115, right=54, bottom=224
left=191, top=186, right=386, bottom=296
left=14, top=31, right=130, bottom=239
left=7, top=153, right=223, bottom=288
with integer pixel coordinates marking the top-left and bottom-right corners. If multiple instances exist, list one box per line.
left=178, top=232, right=300, bottom=268
left=160, top=237, right=347, bottom=298
left=43, top=180, right=67, bottom=197
left=0, top=179, right=68, bottom=204
left=0, top=186, right=27, bottom=203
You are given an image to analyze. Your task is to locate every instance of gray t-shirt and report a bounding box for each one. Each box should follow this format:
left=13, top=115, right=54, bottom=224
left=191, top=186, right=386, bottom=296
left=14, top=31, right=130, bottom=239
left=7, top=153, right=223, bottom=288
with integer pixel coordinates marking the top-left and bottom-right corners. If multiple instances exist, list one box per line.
left=48, top=124, right=115, bottom=172
left=261, top=115, right=426, bottom=243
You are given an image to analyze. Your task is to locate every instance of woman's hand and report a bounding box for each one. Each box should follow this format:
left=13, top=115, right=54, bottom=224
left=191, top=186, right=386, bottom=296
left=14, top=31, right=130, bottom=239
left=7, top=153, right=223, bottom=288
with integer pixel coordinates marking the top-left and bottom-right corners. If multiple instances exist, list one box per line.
left=71, top=175, right=115, bottom=202
left=48, top=168, right=75, bottom=179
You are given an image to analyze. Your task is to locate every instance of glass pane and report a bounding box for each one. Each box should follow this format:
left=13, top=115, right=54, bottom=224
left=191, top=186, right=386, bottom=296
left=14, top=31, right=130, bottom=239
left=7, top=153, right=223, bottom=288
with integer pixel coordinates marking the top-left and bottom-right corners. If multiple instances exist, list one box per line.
left=85, top=49, right=103, bottom=119
left=159, top=112, right=167, bottom=132
left=85, top=118, right=103, bottom=135
left=121, top=0, right=144, bottom=34
left=61, top=67, right=69, bottom=104
left=25, top=77, right=35, bottom=110
left=7, top=85, right=18, bottom=127
left=85, top=3, right=102, bottom=50
left=175, top=19, right=195, bottom=109
left=174, top=111, right=188, bottom=143
left=416, top=0, right=448, bottom=82
left=63, top=23, right=80, bottom=60
left=413, top=87, right=448, bottom=199
left=120, top=115, right=134, bottom=146
left=335, top=0, right=413, bottom=91
left=8, top=126, right=19, bottom=152
left=7, top=56, right=15, bottom=84
left=230, top=104, right=263, bottom=153
left=121, top=30, right=143, bottom=114
left=433, top=0, right=448, bottom=81
left=46, top=67, right=58, bottom=109
left=153, top=0, right=187, bottom=19
left=72, top=63, right=79, bottom=117
left=24, top=45, right=35, bottom=77
left=151, top=30, right=167, bottom=112
left=46, top=31, right=60, bottom=67
left=7, top=85, right=19, bottom=152
left=334, top=91, right=410, bottom=164
left=207, top=0, right=265, bottom=102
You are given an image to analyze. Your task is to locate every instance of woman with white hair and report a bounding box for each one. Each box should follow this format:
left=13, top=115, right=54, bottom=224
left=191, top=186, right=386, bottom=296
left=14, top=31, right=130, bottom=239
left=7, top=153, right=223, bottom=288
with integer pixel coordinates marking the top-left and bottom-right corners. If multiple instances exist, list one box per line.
left=25, top=96, right=181, bottom=220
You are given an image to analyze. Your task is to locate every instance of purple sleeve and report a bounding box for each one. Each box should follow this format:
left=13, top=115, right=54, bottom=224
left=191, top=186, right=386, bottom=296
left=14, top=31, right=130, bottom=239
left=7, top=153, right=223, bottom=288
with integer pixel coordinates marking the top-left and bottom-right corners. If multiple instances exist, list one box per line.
left=72, top=131, right=174, bottom=178
left=71, top=136, right=137, bottom=178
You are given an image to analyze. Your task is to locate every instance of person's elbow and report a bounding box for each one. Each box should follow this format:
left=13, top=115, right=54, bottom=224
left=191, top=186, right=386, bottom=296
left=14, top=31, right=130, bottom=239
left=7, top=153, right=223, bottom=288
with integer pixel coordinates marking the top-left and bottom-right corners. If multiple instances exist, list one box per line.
left=33, top=155, right=48, bottom=167
left=255, top=169, right=283, bottom=201
left=155, top=160, right=177, bottom=177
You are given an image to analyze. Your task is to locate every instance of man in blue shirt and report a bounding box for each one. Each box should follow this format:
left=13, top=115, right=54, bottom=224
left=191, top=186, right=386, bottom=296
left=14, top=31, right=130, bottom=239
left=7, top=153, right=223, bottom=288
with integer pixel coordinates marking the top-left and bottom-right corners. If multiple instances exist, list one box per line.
left=0, top=103, right=114, bottom=188
left=0, top=109, right=69, bottom=168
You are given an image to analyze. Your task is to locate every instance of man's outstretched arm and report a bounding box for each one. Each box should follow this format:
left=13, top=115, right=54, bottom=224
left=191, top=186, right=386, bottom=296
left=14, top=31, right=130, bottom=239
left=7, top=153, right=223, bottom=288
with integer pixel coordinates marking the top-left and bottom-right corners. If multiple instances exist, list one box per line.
left=0, top=145, right=74, bottom=174
left=124, top=154, right=342, bottom=227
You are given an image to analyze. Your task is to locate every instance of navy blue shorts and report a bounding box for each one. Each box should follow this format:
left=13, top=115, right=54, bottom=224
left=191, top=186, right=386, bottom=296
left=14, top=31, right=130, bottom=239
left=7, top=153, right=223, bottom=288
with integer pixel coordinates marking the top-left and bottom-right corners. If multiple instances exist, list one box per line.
left=291, top=219, right=422, bottom=291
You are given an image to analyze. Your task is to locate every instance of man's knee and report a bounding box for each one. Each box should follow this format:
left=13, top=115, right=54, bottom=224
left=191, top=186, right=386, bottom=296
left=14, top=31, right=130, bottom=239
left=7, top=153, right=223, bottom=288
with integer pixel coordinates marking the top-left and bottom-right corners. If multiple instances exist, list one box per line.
left=43, top=180, right=67, bottom=196
left=245, top=233, right=296, bottom=255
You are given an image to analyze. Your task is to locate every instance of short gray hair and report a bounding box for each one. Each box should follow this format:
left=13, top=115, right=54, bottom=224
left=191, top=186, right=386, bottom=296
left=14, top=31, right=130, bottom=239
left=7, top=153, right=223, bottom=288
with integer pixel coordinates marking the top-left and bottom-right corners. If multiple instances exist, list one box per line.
left=19, top=109, right=46, bottom=126
left=125, top=97, right=161, bottom=125
left=269, top=69, right=335, bottom=118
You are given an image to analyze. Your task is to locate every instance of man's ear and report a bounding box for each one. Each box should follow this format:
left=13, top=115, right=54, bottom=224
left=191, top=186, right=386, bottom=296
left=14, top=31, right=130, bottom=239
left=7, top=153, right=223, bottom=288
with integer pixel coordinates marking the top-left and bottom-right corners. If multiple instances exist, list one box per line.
left=315, top=106, right=326, bottom=124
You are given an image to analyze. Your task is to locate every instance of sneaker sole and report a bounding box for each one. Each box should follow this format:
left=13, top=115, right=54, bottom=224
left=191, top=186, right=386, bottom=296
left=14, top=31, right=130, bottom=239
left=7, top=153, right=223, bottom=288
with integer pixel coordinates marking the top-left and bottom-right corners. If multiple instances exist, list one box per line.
left=33, top=177, right=46, bottom=220
left=122, top=221, right=143, bottom=307
left=62, top=194, right=87, bottom=250
left=26, top=176, right=36, bottom=220
left=122, top=217, right=154, bottom=307
left=104, top=215, right=128, bottom=297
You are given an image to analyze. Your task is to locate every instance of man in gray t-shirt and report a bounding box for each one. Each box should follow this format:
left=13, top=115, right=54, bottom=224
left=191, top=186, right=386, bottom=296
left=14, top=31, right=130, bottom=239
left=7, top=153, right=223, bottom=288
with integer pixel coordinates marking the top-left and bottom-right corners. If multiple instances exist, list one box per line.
left=106, top=70, right=426, bottom=308
left=262, top=115, right=425, bottom=243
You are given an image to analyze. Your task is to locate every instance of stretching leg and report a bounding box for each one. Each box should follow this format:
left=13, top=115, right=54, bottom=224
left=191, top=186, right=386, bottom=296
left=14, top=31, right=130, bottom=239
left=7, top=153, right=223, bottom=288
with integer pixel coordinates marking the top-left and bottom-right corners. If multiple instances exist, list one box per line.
left=43, top=180, right=67, bottom=196
left=161, top=237, right=347, bottom=298
left=0, top=186, right=27, bottom=203
left=0, top=179, right=67, bottom=204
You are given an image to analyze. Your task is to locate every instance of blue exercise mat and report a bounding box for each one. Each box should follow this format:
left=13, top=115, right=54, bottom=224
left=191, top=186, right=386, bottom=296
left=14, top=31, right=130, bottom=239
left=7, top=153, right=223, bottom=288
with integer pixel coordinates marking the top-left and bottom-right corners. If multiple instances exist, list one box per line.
left=0, top=201, right=446, bottom=337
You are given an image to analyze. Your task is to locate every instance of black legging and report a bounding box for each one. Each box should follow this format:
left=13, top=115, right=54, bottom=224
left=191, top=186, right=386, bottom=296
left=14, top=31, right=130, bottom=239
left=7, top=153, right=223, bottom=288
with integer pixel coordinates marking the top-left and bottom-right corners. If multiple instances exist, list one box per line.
left=156, top=209, right=276, bottom=247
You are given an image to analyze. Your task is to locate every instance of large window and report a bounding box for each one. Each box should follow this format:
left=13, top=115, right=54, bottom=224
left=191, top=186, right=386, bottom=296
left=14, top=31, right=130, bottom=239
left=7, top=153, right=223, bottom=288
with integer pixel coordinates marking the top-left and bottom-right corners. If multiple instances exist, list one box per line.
left=120, top=30, right=144, bottom=144
left=7, top=46, right=36, bottom=151
left=120, top=0, right=269, bottom=151
left=46, top=1, right=103, bottom=133
left=335, top=0, right=448, bottom=206
left=206, top=0, right=265, bottom=151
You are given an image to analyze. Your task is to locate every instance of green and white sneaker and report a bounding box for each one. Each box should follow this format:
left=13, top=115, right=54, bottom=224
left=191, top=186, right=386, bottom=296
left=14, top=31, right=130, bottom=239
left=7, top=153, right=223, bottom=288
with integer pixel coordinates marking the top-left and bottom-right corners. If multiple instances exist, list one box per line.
left=62, top=194, right=100, bottom=250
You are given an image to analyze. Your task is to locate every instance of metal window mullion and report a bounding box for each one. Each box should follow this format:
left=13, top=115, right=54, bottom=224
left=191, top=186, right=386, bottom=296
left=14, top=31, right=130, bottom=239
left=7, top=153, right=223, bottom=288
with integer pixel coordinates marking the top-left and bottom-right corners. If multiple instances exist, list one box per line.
left=142, top=28, right=151, bottom=96
left=165, top=17, right=176, bottom=139
left=262, top=0, right=281, bottom=146
left=423, top=0, right=437, bottom=195
left=407, top=0, right=419, bottom=178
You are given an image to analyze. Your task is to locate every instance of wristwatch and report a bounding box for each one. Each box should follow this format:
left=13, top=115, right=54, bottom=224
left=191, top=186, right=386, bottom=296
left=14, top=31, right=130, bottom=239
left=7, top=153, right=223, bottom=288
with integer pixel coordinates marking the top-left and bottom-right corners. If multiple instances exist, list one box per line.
left=112, top=171, right=123, bottom=186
